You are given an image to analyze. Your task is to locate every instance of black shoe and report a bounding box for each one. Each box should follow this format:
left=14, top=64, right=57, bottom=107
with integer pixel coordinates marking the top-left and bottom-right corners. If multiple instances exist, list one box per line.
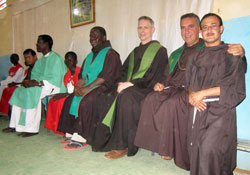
left=2, top=127, right=15, bottom=133
left=20, top=132, right=38, bottom=137
left=17, top=132, right=25, bottom=136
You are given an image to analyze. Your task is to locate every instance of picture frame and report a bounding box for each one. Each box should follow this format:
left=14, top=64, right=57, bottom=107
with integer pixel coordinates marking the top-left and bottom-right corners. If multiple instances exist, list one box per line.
left=69, top=0, right=95, bottom=28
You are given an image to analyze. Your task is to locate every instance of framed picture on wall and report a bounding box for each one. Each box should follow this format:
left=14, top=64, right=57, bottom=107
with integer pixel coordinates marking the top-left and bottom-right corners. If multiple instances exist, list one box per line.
left=69, top=0, right=95, bottom=28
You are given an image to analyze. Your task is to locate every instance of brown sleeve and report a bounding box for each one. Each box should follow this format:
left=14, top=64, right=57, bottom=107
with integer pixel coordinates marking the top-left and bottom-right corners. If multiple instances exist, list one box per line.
left=98, top=49, right=122, bottom=88
left=219, top=53, right=246, bottom=108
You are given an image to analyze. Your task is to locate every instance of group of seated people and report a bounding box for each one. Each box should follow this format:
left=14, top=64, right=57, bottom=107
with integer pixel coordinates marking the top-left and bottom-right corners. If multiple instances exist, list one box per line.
left=0, top=12, right=246, bottom=175
left=0, top=50, right=37, bottom=117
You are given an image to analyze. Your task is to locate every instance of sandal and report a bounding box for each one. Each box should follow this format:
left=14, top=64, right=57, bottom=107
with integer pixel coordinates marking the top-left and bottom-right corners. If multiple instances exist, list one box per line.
left=60, top=138, right=71, bottom=145
left=2, top=127, right=15, bottom=133
left=64, top=141, right=88, bottom=150
left=104, top=148, right=128, bottom=159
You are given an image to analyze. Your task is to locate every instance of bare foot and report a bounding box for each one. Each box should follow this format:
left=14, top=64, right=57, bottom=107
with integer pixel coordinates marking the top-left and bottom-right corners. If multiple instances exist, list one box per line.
left=161, top=156, right=172, bottom=160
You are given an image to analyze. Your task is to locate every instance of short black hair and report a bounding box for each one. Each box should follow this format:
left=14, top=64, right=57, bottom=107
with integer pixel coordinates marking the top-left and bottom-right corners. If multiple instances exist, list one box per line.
left=138, top=16, right=154, bottom=27
left=10, top=53, right=19, bottom=62
left=23, top=48, right=36, bottom=56
left=90, top=26, right=106, bottom=38
left=180, top=13, right=200, bottom=27
left=38, top=34, right=53, bottom=49
left=65, top=51, right=77, bottom=62
left=201, top=13, right=223, bottom=27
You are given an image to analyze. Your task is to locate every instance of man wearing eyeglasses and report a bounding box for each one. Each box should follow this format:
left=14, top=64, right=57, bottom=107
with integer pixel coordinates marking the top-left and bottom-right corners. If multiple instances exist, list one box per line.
left=186, top=13, right=246, bottom=175
left=134, top=13, right=245, bottom=171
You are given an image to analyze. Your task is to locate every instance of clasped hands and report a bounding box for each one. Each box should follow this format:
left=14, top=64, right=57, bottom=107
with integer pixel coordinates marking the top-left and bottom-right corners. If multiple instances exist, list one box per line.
left=74, top=86, right=88, bottom=96
left=188, top=90, right=207, bottom=112
left=117, top=82, right=133, bottom=93
left=153, top=82, right=164, bottom=91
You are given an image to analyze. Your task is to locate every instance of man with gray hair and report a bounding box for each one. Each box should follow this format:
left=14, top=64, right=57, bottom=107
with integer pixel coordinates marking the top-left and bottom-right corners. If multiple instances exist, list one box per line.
left=88, top=16, right=168, bottom=159
left=134, top=13, right=245, bottom=170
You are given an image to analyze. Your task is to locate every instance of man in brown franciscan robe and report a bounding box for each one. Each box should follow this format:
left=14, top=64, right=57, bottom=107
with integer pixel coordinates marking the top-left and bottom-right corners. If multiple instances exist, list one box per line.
left=87, top=16, right=168, bottom=158
left=57, top=26, right=122, bottom=150
left=186, top=13, right=246, bottom=175
left=134, top=13, right=245, bottom=171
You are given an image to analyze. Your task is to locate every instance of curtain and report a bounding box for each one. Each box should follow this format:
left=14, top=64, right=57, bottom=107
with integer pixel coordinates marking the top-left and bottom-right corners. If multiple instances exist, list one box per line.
left=12, top=0, right=213, bottom=65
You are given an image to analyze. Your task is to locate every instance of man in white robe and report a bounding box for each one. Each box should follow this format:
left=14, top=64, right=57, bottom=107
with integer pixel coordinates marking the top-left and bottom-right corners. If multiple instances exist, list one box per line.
left=3, top=35, right=66, bottom=137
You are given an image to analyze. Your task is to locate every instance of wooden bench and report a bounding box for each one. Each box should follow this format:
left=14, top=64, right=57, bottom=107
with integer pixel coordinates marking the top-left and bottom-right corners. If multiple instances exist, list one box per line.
left=235, top=139, right=250, bottom=174
left=237, top=139, right=250, bottom=153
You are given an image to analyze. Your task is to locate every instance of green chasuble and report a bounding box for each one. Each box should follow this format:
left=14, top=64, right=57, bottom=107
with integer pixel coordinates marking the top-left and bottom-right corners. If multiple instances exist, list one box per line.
left=102, top=42, right=162, bottom=131
left=168, top=42, right=205, bottom=74
left=9, top=51, right=67, bottom=109
left=69, top=47, right=111, bottom=117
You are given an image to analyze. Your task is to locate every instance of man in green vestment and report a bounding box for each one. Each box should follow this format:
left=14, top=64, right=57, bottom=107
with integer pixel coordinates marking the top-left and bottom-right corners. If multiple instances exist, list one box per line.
left=57, top=26, right=122, bottom=150
left=134, top=13, right=245, bottom=170
left=87, top=16, right=168, bottom=158
left=7, top=35, right=67, bottom=137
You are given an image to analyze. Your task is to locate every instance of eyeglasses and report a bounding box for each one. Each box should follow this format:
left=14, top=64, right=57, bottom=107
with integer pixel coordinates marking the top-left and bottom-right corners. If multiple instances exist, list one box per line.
left=201, top=24, right=219, bottom=31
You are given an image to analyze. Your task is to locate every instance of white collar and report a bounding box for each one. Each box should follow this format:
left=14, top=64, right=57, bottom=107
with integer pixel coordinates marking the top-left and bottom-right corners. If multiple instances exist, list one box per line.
left=44, top=52, right=51, bottom=57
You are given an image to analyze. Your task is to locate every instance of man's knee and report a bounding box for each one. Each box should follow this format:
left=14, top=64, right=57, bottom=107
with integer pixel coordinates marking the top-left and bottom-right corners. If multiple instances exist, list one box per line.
left=200, top=138, right=220, bottom=159
left=118, top=88, right=135, bottom=103
left=144, top=91, right=158, bottom=102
